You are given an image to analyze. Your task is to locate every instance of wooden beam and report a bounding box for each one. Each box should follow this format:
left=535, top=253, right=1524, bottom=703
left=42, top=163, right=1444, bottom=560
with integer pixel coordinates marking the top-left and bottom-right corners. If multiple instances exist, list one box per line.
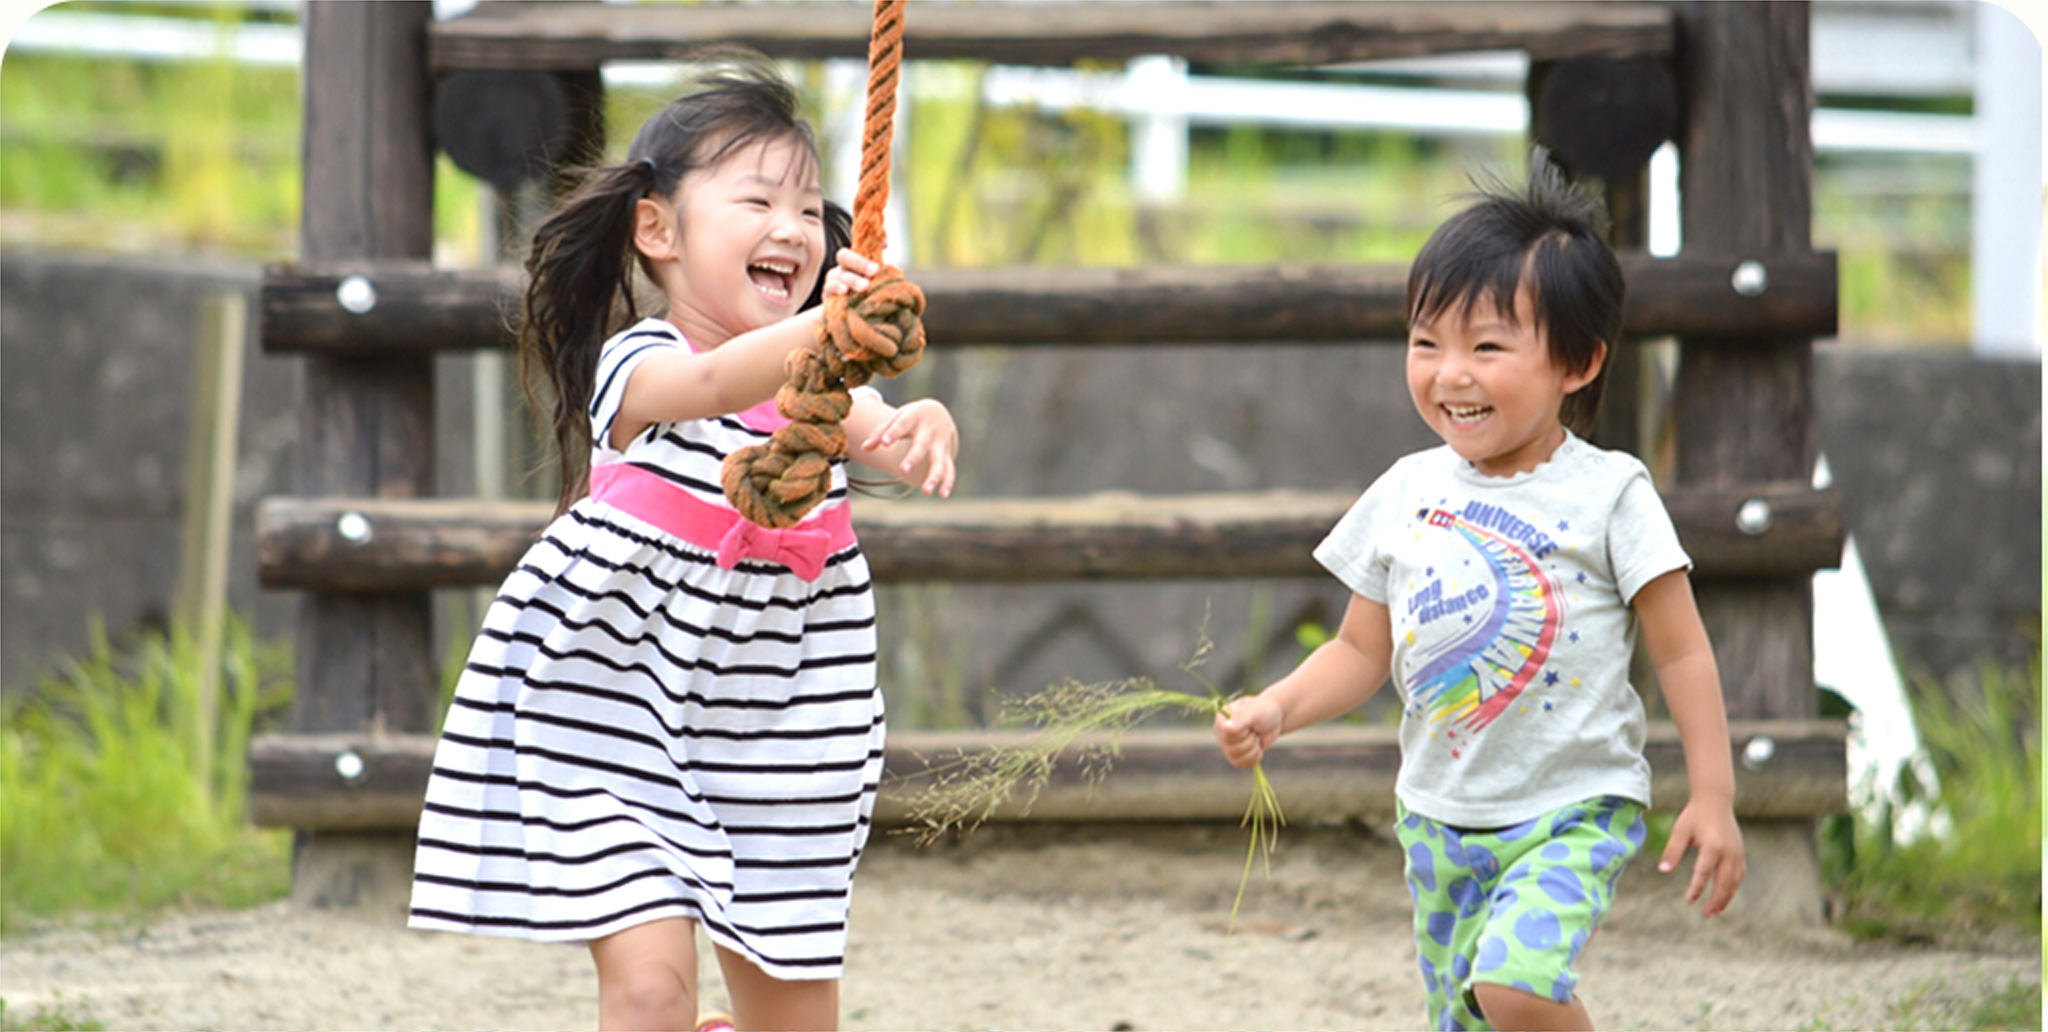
left=246, top=720, right=1846, bottom=831
left=1672, top=1, right=1826, bottom=927
left=1674, top=2, right=1819, bottom=722
left=260, top=252, right=1838, bottom=354
left=430, top=1, right=1673, bottom=72
left=256, top=482, right=1841, bottom=590
left=283, top=0, right=441, bottom=914
left=292, top=1, right=440, bottom=740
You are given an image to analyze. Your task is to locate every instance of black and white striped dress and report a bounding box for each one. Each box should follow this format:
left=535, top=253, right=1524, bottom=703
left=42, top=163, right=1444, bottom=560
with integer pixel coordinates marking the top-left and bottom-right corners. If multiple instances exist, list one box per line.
left=409, top=318, right=884, bottom=980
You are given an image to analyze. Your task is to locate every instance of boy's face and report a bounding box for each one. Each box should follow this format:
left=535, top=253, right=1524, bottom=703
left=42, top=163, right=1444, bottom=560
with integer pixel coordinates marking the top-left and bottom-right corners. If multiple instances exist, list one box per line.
left=1405, top=284, right=1602, bottom=478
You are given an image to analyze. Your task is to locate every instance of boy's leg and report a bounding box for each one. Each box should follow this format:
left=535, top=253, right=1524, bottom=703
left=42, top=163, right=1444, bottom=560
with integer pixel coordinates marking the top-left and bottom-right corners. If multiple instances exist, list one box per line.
left=1471, top=983, right=1594, bottom=1031
left=1467, top=797, right=1646, bottom=1030
left=1396, top=807, right=1498, bottom=1032
left=714, top=944, right=839, bottom=1032
left=589, top=917, right=701, bottom=1031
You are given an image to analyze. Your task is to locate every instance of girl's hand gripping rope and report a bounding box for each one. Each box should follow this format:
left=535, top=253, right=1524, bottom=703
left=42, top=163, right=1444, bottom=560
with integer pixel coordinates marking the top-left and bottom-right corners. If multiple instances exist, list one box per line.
left=722, top=252, right=929, bottom=528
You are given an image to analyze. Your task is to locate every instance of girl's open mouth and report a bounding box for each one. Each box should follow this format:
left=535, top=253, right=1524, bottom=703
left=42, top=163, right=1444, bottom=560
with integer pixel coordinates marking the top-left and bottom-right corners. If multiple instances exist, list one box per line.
left=748, top=259, right=797, bottom=303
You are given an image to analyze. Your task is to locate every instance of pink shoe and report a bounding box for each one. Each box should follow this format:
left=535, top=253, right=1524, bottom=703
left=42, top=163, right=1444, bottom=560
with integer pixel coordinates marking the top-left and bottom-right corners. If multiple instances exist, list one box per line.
left=695, top=1012, right=736, bottom=1032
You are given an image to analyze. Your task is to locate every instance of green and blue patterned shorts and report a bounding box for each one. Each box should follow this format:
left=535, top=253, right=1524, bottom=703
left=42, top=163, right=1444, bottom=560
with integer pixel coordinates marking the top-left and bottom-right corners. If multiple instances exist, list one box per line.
left=1395, top=796, right=1647, bottom=1032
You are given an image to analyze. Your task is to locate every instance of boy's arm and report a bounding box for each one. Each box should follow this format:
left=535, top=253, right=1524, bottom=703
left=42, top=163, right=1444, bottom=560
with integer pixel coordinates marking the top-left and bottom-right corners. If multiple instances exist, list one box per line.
left=1215, top=592, right=1392, bottom=767
left=1634, top=568, right=1746, bottom=917
left=844, top=391, right=958, bottom=497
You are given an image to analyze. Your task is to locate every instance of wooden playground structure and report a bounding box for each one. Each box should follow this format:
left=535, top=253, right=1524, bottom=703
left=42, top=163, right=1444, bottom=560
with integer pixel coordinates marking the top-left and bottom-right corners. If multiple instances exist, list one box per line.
left=249, top=1, right=1846, bottom=926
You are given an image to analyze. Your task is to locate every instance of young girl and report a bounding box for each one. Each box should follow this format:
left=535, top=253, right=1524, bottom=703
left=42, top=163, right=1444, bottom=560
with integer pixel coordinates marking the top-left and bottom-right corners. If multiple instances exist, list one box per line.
left=1214, top=153, right=1744, bottom=1032
left=409, top=62, right=958, bottom=1032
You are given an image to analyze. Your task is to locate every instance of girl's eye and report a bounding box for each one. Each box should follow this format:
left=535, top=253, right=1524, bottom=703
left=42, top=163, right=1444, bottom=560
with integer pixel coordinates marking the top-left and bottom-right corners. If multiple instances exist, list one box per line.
left=1475, top=341, right=1504, bottom=352
left=803, top=208, right=823, bottom=221
left=1409, top=338, right=1438, bottom=350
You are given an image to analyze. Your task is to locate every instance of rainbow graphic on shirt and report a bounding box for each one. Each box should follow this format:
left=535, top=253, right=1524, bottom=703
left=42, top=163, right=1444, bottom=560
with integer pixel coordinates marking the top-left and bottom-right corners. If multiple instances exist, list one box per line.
left=1404, top=504, right=1565, bottom=733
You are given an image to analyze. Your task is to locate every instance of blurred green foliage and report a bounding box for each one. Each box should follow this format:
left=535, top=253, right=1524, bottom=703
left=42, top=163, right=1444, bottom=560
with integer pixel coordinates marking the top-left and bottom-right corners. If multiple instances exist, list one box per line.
left=0, top=8, right=1977, bottom=344
left=0, top=616, right=295, bottom=932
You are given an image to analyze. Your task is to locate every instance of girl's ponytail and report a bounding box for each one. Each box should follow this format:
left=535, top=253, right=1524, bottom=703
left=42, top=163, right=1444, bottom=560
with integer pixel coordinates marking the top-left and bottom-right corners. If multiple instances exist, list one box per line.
left=517, top=159, right=662, bottom=516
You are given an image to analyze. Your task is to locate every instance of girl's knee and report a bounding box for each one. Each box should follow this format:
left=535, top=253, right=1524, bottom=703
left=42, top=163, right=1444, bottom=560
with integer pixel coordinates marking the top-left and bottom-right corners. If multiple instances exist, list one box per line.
left=601, top=966, right=696, bottom=1028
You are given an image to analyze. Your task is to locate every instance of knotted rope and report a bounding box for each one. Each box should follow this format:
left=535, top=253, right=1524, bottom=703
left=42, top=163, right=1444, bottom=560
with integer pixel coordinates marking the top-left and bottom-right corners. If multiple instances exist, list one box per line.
left=723, top=0, right=926, bottom=528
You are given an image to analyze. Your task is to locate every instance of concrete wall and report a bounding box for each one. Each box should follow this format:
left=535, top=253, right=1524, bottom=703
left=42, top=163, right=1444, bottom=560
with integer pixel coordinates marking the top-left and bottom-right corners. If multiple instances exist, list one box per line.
left=2, top=252, right=2036, bottom=715
left=0, top=252, right=477, bottom=694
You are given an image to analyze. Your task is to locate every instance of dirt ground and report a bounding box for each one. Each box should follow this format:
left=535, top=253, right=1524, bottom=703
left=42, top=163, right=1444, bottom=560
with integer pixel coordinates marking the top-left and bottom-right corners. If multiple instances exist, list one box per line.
left=0, top=824, right=2037, bottom=1032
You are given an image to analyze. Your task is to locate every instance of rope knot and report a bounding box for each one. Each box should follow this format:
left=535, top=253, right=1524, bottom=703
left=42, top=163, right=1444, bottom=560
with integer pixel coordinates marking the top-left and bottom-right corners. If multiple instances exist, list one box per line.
left=721, top=0, right=916, bottom=531
left=721, top=264, right=926, bottom=528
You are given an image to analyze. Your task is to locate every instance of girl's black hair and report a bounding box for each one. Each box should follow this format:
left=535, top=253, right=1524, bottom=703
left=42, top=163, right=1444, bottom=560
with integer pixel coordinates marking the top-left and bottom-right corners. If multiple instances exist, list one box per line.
left=517, top=53, right=850, bottom=515
left=1405, top=146, right=1625, bottom=436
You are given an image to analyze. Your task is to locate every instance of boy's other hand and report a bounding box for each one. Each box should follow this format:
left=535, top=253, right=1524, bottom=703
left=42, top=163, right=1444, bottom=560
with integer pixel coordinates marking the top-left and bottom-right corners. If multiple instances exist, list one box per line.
left=1658, top=799, right=1746, bottom=917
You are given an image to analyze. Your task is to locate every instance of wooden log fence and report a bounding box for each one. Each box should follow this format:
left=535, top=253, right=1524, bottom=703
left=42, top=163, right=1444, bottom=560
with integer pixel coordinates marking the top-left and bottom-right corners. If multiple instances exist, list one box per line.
left=262, top=0, right=1848, bottom=924
left=429, top=1, right=1675, bottom=71
left=260, top=253, right=1837, bottom=354
left=257, top=481, right=1842, bottom=591
left=248, top=719, right=1847, bottom=832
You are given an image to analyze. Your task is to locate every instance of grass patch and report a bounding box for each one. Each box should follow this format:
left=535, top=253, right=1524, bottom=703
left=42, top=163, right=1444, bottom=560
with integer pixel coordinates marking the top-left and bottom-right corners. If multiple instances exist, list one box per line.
left=1826, top=654, right=2041, bottom=944
left=0, top=616, right=294, bottom=933
left=0, top=996, right=105, bottom=1032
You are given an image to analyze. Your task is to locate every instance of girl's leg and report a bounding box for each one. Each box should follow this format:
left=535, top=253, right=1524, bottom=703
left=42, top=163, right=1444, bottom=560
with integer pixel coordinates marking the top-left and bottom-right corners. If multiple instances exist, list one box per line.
left=714, top=945, right=839, bottom=1032
left=1472, top=983, right=1594, bottom=1031
left=589, top=917, right=701, bottom=1031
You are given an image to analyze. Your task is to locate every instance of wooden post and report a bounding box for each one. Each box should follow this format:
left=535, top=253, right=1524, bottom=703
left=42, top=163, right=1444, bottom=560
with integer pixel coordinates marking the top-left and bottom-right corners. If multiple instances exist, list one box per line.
left=288, top=0, right=438, bottom=915
left=1672, top=0, right=1824, bottom=925
left=174, top=292, right=247, bottom=799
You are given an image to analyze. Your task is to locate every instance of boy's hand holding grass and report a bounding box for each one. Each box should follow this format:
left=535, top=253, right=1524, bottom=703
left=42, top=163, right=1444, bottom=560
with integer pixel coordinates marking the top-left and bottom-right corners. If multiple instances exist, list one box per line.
left=1214, top=694, right=1283, bottom=769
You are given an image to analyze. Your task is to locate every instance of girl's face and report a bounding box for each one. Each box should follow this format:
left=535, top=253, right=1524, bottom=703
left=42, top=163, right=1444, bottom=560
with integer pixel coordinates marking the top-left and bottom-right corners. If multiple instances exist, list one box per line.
left=1405, top=284, right=1602, bottom=478
left=660, top=134, right=826, bottom=345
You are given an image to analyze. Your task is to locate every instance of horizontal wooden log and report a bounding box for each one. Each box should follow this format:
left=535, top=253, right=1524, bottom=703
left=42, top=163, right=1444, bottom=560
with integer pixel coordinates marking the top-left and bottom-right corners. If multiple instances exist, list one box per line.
left=246, top=720, right=1847, bottom=831
left=256, top=483, right=1841, bottom=590
left=260, top=253, right=1838, bottom=354
left=430, top=2, right=1673, bottom=71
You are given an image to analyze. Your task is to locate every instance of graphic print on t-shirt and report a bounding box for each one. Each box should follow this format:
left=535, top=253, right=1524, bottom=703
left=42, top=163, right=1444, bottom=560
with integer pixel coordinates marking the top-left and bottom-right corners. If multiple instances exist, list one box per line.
left=1404, top=500, right=1565, bottom=734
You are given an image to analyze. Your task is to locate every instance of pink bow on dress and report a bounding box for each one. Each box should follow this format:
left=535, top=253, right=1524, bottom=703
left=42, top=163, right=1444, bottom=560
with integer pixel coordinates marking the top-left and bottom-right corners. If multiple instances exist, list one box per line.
left=713, top=520, right=834, bottom=581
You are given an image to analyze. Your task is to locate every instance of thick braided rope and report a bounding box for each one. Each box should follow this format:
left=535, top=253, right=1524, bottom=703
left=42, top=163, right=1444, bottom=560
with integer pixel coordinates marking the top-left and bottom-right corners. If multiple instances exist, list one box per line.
left=723, top=0, right=927, bottom=529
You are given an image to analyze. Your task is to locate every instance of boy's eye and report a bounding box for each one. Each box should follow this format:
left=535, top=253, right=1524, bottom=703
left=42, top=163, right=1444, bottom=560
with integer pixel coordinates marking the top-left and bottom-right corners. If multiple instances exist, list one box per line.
left=1409, top=337, right=1438, bottom=350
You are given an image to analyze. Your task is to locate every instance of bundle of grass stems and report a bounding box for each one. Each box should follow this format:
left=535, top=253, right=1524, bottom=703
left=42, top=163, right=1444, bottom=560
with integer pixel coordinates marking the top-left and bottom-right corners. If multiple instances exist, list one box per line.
left=894, top=653, right=1284, bottom=933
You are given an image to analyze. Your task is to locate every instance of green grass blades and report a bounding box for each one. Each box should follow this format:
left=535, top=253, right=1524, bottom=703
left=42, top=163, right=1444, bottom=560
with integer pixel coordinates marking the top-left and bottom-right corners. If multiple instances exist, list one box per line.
left=896, top=675, right=1215, bottom=843
left=895, top=673, right=1288, bottom=934
left=1227, top=761, right=1285, bottom=935
left=1832, top=654, right=2040, bottom=940
left=0, top=616, right=294, bottom=931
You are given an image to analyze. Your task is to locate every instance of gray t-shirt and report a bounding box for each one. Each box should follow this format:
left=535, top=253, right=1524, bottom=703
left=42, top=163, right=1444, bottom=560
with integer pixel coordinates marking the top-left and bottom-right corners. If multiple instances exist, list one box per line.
left=1314, top=432, right=1691, bottom=827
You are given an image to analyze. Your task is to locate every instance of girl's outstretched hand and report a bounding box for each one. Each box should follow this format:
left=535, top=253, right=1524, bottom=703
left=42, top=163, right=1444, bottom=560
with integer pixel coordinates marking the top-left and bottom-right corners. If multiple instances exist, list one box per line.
left=822, top=248, right=879, bottom=298
left=1658, top=797, right=1746, bottom=917
left=1214, top=695, right=1283, bottom=769
left=860, top=398, right=957, bottom=497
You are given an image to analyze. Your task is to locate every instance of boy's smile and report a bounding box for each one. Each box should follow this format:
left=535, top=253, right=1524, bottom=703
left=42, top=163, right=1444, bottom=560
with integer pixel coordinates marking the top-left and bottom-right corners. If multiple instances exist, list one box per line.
left=1406, top=285, right=1602, bottom=478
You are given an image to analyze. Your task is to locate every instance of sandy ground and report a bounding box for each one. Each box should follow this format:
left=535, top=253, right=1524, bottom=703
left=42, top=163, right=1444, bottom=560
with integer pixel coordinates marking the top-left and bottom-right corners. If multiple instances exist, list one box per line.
left=0, top=824, right=2037, bottom=1032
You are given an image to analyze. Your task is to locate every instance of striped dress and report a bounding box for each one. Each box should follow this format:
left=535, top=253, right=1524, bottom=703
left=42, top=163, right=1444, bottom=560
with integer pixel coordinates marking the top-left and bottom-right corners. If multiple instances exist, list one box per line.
left=409, top=318, right=884, bottom=980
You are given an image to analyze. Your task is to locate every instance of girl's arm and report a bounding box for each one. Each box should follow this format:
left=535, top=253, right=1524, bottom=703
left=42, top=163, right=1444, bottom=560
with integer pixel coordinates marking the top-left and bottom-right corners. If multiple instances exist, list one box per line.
left=1634, top=568, right=1746, bottom=917
left=609, top=250, right=878, bottom=450
left=844, top=391, right=959, bottom=497
left=1214, top=592, right=1392, bottom=767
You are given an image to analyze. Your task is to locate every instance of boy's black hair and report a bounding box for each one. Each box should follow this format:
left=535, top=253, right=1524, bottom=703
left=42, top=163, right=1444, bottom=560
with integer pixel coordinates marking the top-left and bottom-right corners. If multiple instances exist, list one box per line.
left=1405, top=146, right=1625, bottom=435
